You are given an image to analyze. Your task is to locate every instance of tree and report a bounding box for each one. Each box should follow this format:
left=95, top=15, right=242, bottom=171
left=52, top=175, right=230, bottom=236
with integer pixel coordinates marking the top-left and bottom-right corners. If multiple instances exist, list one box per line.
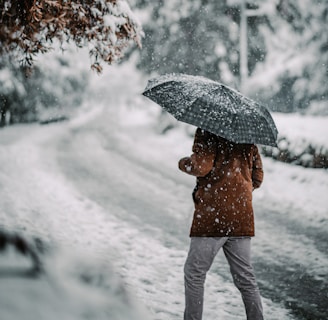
left=129, top=0, right=268, bottom=88
left=0, top=0, right=144, bottom=126
left=131, top=0, right=327, bottom=114
left=243, top=0, right=328, bottom=113
left=0, top=0, right=143, bottom=72
left=0, top=51, right=89, bottom=126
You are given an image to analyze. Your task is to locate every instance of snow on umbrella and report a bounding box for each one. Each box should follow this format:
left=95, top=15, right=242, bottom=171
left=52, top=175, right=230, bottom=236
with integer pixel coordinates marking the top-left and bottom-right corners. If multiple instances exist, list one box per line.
left=142, top=73, right=278, bottom=147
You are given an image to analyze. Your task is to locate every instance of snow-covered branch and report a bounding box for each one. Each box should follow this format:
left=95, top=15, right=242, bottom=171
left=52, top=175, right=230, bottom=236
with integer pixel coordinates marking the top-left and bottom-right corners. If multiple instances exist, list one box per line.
left=0, top=0, right=143, bottom=72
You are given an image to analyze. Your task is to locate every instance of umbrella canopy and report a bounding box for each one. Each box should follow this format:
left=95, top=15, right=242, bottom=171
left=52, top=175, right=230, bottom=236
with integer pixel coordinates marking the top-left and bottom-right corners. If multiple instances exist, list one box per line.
left=142, top=73, right=278, bottom=147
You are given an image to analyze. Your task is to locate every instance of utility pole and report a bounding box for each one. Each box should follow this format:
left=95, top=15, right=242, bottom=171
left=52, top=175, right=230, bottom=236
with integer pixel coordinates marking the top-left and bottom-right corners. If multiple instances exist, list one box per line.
left=239, top=0, right=248, bottom=93
left=228, top=0, right=275, bottom=92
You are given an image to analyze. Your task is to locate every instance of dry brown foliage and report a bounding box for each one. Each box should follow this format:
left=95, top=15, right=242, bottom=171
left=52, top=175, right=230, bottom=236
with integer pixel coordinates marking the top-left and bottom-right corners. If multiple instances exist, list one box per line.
left=0, top=0, right=142, bottom=72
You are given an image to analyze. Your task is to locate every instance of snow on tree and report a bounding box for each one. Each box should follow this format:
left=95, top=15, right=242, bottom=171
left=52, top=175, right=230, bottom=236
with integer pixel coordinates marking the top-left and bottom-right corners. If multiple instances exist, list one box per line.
left=131, top=0, right=327, bottom=114
left=130, top=1, right=269, bottom=88
left=0, top=0, right=143, bottom=72
left=246, top=0, right=328, bottom=113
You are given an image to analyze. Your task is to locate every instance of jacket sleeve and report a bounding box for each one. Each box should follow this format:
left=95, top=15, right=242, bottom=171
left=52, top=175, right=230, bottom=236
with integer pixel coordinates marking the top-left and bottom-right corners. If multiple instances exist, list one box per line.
left=252, top=145, right=264, bottom=189
left=178, top=128, right=216, bottom=177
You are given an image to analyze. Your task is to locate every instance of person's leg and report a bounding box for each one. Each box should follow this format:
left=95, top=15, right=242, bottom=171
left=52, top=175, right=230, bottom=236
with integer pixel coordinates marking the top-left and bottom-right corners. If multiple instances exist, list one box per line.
left=223, top=237, right=264, bottom=320
left=184, top=237, right=227, bottom=320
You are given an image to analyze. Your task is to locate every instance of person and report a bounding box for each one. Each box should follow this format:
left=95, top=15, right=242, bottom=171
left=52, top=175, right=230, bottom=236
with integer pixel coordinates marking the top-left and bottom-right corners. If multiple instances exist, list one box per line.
left=178, top=128, right=264, bottom=320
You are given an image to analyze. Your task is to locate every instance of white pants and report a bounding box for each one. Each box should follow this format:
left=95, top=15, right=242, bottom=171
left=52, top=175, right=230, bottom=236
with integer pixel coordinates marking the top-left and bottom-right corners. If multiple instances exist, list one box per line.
left=184, top=237, right=263, bottom=320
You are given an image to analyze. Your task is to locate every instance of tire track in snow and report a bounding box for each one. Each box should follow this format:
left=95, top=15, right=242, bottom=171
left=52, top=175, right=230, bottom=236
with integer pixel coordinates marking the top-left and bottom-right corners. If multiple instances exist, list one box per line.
left=73, top=117, right=328, bottom=320
left=252, top=207, right=328, bottom=320
left=55, top=130, right=249, bottom=319
left=55, top=124, right=294, bottom=320
left=75, top=119, right=327, bottom=319
left=4, top=117, right=323, bottom=319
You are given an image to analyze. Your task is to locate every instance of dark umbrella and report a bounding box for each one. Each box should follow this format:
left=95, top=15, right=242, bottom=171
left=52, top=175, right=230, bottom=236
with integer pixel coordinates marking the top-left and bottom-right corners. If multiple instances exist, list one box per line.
left=142, top=73, right=278, bottom=147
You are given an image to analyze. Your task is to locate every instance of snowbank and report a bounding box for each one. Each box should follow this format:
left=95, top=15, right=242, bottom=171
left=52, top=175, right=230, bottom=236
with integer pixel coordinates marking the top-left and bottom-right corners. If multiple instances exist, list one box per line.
left=262, top=113, right=328, bottom=168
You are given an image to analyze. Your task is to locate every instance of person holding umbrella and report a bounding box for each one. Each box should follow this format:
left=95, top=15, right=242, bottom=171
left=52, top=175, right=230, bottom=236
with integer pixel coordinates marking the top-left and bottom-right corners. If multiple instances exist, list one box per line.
left=178, top=128, right=264, bottom=320
left=143, top=73, right=277, bottom=320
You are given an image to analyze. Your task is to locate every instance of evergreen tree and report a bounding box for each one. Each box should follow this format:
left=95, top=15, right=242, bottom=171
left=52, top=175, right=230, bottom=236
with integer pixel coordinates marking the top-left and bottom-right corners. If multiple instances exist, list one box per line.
left=132, top=0, right=327, bottom=114
left=247, top=0, right=328, bottom=113
left=132, top=1, right=243, bottom=85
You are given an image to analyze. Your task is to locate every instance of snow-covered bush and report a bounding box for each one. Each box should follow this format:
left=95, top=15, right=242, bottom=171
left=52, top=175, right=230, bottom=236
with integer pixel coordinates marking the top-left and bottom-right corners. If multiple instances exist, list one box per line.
left=0, top=49, right=89, bottom=125
left=261, top=113, right=328, bottom=168
left=261, top=138, right=328, bottom=169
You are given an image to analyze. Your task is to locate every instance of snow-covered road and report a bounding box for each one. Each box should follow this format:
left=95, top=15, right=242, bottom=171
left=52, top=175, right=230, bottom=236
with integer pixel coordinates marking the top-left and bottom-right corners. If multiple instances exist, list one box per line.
left=0, top=106, right=327, bottom=320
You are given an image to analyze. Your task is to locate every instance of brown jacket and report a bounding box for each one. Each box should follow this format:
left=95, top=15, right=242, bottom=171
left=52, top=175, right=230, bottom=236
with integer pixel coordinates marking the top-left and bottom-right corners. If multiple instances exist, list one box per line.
left=179, top=128, right=263, bottom=237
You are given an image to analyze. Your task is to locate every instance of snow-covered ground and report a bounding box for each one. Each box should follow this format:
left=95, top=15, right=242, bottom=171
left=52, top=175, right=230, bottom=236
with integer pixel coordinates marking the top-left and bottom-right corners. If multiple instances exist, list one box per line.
left=0, top=63, right=327, bottom=320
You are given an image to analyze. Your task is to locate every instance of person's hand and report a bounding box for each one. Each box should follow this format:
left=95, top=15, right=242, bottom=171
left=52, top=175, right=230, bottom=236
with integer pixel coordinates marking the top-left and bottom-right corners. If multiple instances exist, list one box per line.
left=179, top=157, right=191, bottom=172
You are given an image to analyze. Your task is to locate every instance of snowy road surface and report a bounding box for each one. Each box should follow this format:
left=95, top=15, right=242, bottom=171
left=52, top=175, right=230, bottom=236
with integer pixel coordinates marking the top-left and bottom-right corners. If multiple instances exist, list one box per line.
left=0, top=107, right=327, bottom=320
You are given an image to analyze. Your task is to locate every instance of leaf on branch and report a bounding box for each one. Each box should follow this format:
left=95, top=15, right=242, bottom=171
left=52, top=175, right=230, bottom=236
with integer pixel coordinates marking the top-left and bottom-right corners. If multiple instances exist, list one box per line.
left=0, top=0, right=143, bottom=72
left=91, top=62, right=103, bottom=73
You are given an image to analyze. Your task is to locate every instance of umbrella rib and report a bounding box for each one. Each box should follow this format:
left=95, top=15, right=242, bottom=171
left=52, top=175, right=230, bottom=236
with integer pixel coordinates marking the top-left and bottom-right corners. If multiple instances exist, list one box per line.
left=203, top=85, right=239, bottom=116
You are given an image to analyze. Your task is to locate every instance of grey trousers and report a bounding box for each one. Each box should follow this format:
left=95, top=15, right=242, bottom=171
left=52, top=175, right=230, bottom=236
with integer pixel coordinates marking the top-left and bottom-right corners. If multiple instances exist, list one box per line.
left=184, top=237, right=263, bottom=320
